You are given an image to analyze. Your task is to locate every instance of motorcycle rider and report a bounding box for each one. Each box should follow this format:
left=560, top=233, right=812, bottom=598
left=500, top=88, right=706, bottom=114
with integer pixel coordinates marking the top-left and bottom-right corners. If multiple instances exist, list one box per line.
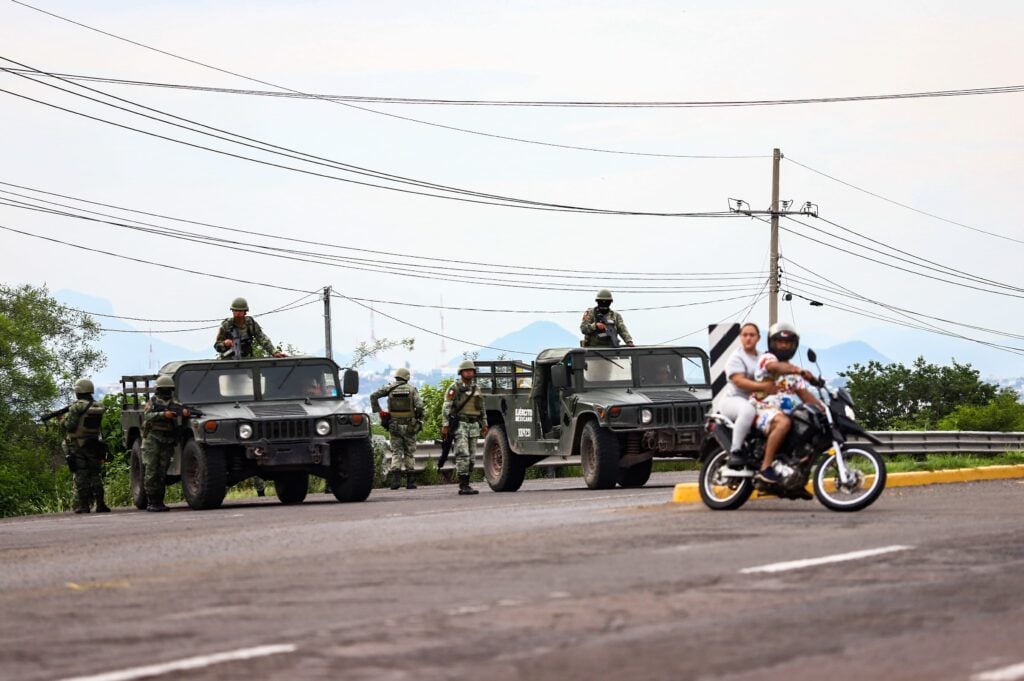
left=718, top=323, right=778, bottom=468
left=752, top=322, right=824, bottom=486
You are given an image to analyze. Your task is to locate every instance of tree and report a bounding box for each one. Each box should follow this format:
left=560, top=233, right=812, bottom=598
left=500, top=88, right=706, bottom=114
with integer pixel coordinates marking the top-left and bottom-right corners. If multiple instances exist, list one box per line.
left=418, top=379, right=454, bottom=441
left=840, top=357, right=997, bottom=430
left=349, top=337, right=415, bottom=369
left=938, top=389, right=1024, bottom=432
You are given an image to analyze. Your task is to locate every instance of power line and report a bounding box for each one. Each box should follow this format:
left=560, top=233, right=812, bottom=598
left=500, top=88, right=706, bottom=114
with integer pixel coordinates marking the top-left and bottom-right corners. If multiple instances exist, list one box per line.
left=786, top=157, right=1024, bottom=246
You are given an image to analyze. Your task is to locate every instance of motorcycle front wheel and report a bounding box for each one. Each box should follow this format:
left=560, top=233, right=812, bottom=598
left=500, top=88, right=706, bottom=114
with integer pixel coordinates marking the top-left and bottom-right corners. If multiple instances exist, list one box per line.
left=813, top=445, right=887, bottom=512
left=698, top=448, right=754, bottom=510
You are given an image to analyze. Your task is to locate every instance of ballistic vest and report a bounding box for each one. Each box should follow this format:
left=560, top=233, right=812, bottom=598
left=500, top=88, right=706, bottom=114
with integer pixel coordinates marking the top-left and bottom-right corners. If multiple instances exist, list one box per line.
left=453, top=382, right=483, bottom=417
left=145, top=395, right=176, bottom=433
left=387, top=382, right=415, bottom=419
left=69, top=399, right=105, bottom=440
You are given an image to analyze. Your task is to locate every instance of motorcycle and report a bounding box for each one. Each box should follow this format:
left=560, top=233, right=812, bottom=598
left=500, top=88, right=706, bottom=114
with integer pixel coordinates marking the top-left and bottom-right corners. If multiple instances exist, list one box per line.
left=697, top=348, right=887, bottom=512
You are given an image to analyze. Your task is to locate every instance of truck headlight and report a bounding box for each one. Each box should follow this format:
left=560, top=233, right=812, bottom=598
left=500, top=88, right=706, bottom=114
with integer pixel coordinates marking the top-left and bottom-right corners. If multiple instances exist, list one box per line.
left=316, top=419, right=331, bottom=436
left=641, top=409, right=653, bottom=424
left=238, top=423, right=253, bottom=440
left=844, top=405, right=856, bottom=420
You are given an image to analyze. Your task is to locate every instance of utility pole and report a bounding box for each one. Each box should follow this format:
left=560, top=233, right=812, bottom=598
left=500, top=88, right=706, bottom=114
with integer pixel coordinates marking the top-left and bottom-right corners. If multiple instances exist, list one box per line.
left=768, top=147, right=781, bottom=327
left=322, top=285, right=333, bottom=360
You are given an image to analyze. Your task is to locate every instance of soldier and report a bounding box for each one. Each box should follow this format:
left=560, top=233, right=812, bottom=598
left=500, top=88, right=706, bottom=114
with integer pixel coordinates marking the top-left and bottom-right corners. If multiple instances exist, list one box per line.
left=442, top=360, right=488, bottom=495
left=580, top=289, right=635, bottom=348
left=59, top=378, right=110, bottom=514
left=370, top=367, right=425, bottom=490
left=140, top=375, right=189, bottom=512
left=214, top=297, right=287, bottom=359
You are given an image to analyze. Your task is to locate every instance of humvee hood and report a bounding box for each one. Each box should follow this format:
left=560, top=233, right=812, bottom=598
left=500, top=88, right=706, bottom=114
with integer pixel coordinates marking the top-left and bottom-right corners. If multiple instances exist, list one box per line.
left=583, top=388, right=704, bottom=406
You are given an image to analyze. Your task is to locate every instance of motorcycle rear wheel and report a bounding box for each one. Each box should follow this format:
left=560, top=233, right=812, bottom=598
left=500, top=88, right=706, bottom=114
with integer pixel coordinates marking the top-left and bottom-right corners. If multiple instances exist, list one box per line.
left=698, top=448, right=754, bottom=510
left=813, top=445, right=886, bottom=512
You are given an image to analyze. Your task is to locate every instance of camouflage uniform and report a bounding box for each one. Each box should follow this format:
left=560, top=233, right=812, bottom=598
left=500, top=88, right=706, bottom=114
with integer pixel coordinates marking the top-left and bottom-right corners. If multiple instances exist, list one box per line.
left=370, top=379, right=424, bottom=475
left=442, top=380, right=486, bottom=477
left=59, top=397, right=108, bottom=512
left=580, top=307, right=633, bottom=347
left=213, top=316, right=276, bottom=358
left=141, top=393, right=185, bottom=508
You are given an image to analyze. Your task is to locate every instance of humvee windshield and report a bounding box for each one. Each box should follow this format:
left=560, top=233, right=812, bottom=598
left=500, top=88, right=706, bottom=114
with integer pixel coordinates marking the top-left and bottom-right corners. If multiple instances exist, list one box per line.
left=178, top=362, right=339, bottom=403
left=583, top=354, right=633, bottom=385
left=637, top=352, right=708, bottom=387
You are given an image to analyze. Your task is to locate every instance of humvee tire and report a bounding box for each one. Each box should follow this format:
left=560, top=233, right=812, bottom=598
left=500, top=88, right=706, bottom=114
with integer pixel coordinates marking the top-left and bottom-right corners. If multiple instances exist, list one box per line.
left=618, top=458, right=653, bottom=488
left=181, top=440, right=227, bottom=510
left=484, top=425, right=528, bottom=492
left=580, top=421, right=620, bottom=490
left=275, top=472, right=309, bottom=504
left=130, top=438, right=148, bottom=510
left=331, top=439, right=374, bottom=503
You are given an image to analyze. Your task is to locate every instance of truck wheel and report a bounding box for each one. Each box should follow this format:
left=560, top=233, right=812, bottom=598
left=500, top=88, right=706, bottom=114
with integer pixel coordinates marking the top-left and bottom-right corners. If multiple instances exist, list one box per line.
left=484, top=425, right=527, bottom=492
left=618, top=458, right=653, bottom=488
left=130, top=438, right=148, bottom=510
left=181, top=440, right=227, bottom=510
left=331, top=438, right=374, bottom=503
left=580, top=421, right=619, bottom=490
left=275, top=472, right=309, bottom=504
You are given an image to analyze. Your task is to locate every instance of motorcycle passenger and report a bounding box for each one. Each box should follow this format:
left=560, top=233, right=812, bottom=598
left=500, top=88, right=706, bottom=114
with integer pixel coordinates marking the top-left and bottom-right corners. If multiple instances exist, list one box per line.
left=718, top=323, right=778, bottom=468
left=753, top=322, right=824, bottom=485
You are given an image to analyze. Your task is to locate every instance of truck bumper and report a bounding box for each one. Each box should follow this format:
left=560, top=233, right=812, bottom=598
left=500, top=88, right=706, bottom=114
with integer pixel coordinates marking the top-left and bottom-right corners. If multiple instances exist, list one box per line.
left=246, top=439, right=331, bottom=467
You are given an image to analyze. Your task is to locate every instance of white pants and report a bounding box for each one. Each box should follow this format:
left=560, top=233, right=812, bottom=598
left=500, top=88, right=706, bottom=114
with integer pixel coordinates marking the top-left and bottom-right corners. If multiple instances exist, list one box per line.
left=717, top=397, right=756, bottom=453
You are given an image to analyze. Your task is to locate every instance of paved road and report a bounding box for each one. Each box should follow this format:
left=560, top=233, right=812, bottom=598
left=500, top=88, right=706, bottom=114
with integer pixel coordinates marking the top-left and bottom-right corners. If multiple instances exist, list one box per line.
left=2, top=472, right=1023, bottom=681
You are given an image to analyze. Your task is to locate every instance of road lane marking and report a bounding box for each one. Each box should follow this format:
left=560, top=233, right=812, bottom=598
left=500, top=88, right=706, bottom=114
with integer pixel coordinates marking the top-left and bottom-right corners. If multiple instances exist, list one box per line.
left=739, top=545, right=913, bottom=574
left=973, top=662, right=1024, bottom=681
left=58, top=644, right=297, bottom=681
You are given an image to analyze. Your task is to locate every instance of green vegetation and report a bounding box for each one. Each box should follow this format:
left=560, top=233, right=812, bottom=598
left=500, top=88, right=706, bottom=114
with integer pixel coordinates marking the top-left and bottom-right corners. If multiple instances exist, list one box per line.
left=885, top=451, right=1024, bottom=473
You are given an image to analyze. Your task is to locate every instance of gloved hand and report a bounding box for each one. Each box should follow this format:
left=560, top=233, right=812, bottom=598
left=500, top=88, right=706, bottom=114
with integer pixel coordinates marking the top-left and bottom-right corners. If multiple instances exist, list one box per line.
left=164, top=410, right=176, bottom=420
left=273, top=352, right=287, bottom=358
left=223, top=338, right=234, bottom=348
left=181, top=408, right=190, bottom=418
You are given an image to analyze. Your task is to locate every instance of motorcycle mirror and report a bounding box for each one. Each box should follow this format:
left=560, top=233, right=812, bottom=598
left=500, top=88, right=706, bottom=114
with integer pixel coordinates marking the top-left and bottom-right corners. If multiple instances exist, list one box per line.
left=806, top=349, right=817, bottom=363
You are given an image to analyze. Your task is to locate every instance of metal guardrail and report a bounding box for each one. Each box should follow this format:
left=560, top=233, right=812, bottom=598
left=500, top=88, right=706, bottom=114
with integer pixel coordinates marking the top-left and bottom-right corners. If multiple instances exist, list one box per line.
left=389, top=431, right=1024, bottom=472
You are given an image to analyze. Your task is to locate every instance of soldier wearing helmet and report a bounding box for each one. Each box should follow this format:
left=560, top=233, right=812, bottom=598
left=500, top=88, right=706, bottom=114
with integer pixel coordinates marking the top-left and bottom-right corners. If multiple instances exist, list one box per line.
left=140, top=375, right=189, bottom=512
left=58, top=378, right=110, bottom=514
left=370, top=366, right=425, bottom=490
left=442, top=359, right=489, bottom=495
left=214, top=297, right=287, bottom=359
left=580, top=289, right=634, bottom=348
left=751, top=322, right=824, bottom=488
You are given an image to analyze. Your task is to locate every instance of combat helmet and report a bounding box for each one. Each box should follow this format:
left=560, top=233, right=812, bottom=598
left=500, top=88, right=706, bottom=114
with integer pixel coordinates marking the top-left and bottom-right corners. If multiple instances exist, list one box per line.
left=230, top=297, right=249, bottom=312
left=458, top=359, right=476, bottom=375
left=155, top=375, right=175, bottom=389
left=595, top=289, right=613, bottom=301
left=73, top=378, right=94, bottom=395
left=394, top=367, right=411, bottom=381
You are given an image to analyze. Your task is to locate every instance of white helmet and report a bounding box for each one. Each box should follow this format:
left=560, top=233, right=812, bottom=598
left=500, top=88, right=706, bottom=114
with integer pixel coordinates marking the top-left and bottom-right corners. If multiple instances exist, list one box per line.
left=767, top=322, right=800, bottom=361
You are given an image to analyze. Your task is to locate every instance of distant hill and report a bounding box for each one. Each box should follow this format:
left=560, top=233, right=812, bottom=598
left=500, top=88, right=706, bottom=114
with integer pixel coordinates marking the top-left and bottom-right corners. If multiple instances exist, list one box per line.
left=812, top=341, right=891, bottom=375
left=451, top=320, right=578, bottom=363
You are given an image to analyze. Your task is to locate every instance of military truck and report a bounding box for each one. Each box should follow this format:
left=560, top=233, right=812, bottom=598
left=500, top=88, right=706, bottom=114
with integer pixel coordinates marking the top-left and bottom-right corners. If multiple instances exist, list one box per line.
left=120, top=356, right=372, bottom=510
left=475, top=345, right=713, bottom=491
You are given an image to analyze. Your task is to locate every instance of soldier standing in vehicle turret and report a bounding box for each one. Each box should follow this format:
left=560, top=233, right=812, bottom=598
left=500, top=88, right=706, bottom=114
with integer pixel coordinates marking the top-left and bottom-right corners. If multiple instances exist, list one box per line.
left=580, top=289, right=635, bottom=348
left=140, top=375, right=188, bottom=512
left=370, top=367, right=425, bottom=491
left=442, top=360, right=488, bottom=495
left=58, top=378, right=110, bottom=514
left=214, top=297, right=287, bottom=359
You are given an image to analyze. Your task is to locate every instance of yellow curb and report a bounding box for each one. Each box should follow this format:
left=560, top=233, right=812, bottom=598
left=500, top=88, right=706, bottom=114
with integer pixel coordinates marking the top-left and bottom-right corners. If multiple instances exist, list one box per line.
left=672, top=464, right=1024, bottom=504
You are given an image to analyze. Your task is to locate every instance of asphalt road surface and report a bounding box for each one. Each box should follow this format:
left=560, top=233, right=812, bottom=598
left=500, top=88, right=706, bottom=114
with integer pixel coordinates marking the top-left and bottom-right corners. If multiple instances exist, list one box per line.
left=2, top=472, right=1023, bottom=681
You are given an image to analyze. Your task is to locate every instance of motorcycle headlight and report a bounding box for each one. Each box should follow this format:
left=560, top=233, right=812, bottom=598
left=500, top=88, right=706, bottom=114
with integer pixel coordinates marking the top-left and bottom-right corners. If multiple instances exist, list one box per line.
left=641, top=409, right=653, bottom=424
left=238, top=423, right=253, bottom=440
left=316, top=419, right=331, bottom=436
left=844, top=405, right=856, bottom=420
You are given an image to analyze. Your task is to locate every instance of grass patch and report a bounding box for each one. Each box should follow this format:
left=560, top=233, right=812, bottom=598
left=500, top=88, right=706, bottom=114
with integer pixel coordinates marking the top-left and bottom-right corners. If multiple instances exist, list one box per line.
left=885, top=451, right=1024, bottom=473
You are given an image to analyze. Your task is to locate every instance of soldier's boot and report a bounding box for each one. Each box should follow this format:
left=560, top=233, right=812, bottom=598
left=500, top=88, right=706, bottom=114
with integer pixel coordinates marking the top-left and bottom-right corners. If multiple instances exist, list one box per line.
left=255, top=478, right=266, bottom=497
left=458, top=474, right=478, bottom=495
left=324, top=480, right=333, bottom=494
left=146, top=492, right=170, bottom=513
left=74, top=506, right=90, bottom=514
left=74, top=491, right=91, bottom=514
left=389, top=470, right=402, bottom=490
left=405, top=471, right=417, bottom=490
left=94, top=490, right=111, bottom=513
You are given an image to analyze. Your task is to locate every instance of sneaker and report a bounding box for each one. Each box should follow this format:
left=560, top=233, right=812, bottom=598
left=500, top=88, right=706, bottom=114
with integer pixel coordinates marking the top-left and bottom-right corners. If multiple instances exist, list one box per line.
left=755, top=468, right=782, bottom=485
left=797, top=488, right=814, bottom=500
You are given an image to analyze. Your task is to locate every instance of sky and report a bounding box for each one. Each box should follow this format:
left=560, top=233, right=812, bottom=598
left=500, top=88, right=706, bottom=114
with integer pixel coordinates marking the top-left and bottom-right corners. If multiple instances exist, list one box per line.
left=2, top=0, right=1022, bottom=376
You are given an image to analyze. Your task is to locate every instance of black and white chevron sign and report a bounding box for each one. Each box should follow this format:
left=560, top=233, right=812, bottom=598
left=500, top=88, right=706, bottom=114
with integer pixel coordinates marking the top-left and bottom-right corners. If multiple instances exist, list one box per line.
left=709, top=323, right=741, bottom=409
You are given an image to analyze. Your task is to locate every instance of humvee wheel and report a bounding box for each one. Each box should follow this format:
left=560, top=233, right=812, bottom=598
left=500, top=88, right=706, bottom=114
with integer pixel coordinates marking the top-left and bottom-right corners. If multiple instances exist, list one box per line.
left=331, top=438, right=374, bottom=503
left=181, top=441, right=227, bottom=510
left=130, top=438, right=148, bottom=510
left=580, top=421, right=620, bottom=490
left=484, top=425, right=527, bottom=492
left=618, top=458, right=653, bottom=488
left=275, top=472, right=309, bottom=504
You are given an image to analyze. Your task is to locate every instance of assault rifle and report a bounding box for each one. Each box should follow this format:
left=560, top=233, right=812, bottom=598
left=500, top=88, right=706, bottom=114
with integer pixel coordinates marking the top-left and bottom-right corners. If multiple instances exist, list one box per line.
left=219, top=326, right=253, bottom=360
left=39, top=404, right=70, bottom=423
left=595, top=310, right=621, bottom=347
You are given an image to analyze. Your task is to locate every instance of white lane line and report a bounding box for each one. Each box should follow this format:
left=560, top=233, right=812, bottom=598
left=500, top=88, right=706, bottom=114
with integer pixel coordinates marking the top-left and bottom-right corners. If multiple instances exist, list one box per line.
left=973, top=662, right=1024, bottom=681
left=740, top=545, right=913, bottom=574
left=59, top=644, right=297, bottom=681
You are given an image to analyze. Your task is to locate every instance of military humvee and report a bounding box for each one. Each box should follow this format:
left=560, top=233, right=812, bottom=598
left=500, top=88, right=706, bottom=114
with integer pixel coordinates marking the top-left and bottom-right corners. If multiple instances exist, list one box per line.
left=120, top=356, right=372, bottom=510
left=475, top=346, right=713, bottom=491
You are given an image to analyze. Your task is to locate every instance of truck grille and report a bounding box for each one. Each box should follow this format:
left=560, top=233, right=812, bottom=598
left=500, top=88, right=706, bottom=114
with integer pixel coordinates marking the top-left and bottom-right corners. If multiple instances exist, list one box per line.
left=255, top=419, right=311, bottom=441
left=648, top=403, right=704, bottom=427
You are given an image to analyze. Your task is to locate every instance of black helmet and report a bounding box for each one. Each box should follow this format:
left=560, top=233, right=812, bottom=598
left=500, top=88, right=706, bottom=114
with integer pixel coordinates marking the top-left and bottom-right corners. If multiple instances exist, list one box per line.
left=767, top=322, right=799, bottom=362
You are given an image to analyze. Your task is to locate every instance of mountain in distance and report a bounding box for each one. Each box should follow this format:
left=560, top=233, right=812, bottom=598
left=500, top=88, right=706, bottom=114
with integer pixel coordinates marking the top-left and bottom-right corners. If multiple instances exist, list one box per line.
left=811, top=341, right=892, bottom=376
left=451, top=320, right=578, bottom=364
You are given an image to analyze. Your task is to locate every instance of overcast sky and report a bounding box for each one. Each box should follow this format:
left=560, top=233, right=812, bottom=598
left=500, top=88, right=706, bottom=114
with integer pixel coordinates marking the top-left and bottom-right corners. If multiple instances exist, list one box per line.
left=2, top=0, right=1022, bottom=374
